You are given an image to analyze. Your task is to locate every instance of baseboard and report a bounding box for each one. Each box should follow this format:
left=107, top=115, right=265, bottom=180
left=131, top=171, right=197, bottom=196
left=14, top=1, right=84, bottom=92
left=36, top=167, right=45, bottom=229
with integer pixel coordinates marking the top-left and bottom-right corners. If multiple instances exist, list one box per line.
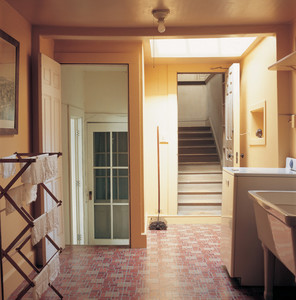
left=3, top=250, right=35, bottom=299
left=147, top=215, right=221, bottom=225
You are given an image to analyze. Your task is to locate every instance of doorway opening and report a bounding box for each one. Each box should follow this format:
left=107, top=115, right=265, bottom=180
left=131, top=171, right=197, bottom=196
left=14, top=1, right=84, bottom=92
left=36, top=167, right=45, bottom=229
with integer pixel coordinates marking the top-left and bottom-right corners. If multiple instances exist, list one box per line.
left=177, top=73, right=224, bottom=216
left=61, top=64, right=129, bottom=246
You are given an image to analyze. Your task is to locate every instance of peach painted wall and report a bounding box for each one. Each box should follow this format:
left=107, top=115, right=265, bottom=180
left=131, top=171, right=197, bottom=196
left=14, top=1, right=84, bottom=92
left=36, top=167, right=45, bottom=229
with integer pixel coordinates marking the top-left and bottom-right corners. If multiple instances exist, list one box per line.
left=240, top=37, right=278, bottom=167
left=0, top=1, right=33, bottom=298
left=291, top=21, right=296, bottom=159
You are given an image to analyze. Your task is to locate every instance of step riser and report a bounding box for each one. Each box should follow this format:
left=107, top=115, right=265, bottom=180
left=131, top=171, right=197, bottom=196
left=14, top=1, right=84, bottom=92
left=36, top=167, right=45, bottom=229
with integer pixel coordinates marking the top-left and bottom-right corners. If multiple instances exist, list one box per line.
left=179, top=156, right=219, bottom=163
left=178, top=133, right=213, bottom=139
left=179, top=148, right=217, bottom=154
left=178, top=127, right=210, bottom=132
left=179, top=174, right=222, bottom=182
left=178, top=206, right=221, bottom=216
left=179, top=165, right=222, bottom=173
left=179, top=140, right=215, bottom=146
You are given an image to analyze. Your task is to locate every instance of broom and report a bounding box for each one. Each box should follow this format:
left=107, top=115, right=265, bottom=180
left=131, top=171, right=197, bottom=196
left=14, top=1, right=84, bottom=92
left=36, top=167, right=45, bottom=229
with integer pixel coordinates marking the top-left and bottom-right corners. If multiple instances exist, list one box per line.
left=149, top=126, right=167, bottom=230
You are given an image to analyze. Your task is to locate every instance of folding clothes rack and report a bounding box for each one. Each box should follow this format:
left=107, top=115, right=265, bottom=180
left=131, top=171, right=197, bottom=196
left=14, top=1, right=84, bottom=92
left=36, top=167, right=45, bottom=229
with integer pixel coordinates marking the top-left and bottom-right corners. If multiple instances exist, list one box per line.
left=0, top=152, right=63, bottom=299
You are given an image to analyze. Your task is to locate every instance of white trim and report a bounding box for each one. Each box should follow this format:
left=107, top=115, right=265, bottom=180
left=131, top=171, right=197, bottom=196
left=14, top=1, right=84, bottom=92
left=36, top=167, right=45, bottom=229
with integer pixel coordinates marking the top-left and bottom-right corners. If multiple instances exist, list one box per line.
left=209, top=117, right=222, bottom=164
left=85, top=113, right=128, bottom=123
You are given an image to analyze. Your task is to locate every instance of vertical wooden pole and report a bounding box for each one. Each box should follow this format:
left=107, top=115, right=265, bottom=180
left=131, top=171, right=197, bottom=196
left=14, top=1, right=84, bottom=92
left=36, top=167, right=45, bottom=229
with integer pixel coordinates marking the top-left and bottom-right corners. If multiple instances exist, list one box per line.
left=157, top=126, right=160, bottom=215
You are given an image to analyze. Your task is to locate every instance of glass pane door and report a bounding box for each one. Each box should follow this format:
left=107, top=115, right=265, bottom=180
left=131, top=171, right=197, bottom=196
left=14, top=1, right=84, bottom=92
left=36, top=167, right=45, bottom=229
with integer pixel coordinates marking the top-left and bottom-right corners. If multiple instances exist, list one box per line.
left=88, top=123, right=129, bottom=245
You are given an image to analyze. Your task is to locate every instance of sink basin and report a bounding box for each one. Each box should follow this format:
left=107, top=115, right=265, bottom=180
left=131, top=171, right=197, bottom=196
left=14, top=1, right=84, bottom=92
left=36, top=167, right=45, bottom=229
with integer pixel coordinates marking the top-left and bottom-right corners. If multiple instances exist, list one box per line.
left=249, top=190, right=296, bottom=300
left=249, top=191, right=296, bottom=227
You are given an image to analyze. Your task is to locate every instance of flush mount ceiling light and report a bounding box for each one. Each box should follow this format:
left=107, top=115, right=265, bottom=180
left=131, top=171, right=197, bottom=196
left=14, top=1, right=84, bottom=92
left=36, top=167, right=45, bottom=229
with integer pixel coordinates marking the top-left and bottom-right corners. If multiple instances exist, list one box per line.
left=152, top=9, right=170, bottom=33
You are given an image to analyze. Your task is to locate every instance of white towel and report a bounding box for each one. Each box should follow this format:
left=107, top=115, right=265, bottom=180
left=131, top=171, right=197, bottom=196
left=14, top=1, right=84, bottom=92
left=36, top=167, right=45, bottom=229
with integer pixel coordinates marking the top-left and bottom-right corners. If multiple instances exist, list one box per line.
left=0, top=154, right=17, bottom=179
left=44, top=155, right=58, bottom=181
left=48, top=252, right=60, bottom=283
left=5, top=185, right=23, bottom=215
left=32, top=213, right=47, bottom=246
left=22, top=184, right=37, bottom=205
left=47, top=205, right=59, bottom=233
left=32, top=265, right=49, bottom=300
left=21, top=154, right=49, bottom=184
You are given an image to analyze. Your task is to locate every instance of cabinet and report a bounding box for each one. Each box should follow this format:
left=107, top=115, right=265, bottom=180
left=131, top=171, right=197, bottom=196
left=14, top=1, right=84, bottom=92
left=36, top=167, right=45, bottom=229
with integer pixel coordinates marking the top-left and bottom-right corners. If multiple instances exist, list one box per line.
left=221, top=167, right=296, bottom=285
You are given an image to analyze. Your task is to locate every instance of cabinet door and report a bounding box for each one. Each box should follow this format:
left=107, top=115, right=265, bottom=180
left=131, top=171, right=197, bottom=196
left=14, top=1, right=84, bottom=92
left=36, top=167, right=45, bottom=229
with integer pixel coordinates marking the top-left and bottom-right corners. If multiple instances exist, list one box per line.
left=221, top=170, right=235, bottom=276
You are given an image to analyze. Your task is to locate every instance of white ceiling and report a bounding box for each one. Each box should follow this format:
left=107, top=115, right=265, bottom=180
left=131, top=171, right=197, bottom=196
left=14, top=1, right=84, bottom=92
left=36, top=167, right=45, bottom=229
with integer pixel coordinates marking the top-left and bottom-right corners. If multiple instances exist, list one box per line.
left=5, top=0, right=296, bottom=28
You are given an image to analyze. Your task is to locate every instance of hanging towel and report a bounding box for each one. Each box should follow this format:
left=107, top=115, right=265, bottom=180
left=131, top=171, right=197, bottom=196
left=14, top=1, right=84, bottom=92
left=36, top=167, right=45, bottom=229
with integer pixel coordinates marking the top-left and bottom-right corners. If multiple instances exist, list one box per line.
left=21, top=154, right=49, bottom=184
left=44, top=155, right=58, bottom=181
left=22, top=184, right=37, bottom=205
left=32, top=265, right=49, bottom=300
left=5, top=185, right=23, bottom=215
left=0, top=154, right=17, bottom=179
left=32, top=213, right=48, bottom=246
left=47, top=205, right=59, bottom=233
left=48, top=252, right=60, bottom=283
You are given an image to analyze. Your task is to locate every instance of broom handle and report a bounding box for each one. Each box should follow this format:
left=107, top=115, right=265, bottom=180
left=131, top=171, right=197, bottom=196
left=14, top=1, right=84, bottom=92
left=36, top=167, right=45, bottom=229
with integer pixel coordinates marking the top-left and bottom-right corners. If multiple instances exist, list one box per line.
left=157, top=126, right=160, bottom=215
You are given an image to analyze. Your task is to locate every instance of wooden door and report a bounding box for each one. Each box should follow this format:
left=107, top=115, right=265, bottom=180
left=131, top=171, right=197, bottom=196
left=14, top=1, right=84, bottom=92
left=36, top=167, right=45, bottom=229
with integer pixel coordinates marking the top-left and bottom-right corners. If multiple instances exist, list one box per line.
left=40, top=54, right=64, bottom=261
left=224, top=63, right=240, bottom=167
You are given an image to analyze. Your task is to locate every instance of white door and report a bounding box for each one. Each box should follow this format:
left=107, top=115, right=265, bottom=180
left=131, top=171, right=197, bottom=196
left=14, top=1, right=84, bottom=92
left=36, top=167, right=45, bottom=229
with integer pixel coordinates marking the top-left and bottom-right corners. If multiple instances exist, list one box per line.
left=87, top=123, right=129, bottom=246
left=224, top=63, right=240, bottom=167
left=40, top=54, right=64, bottom=261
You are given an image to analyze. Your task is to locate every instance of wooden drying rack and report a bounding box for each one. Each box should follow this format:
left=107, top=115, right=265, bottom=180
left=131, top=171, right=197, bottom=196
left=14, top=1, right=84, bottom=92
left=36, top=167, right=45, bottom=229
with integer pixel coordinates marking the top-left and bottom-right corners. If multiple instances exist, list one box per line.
left=0, top=152, right=63, bottom=299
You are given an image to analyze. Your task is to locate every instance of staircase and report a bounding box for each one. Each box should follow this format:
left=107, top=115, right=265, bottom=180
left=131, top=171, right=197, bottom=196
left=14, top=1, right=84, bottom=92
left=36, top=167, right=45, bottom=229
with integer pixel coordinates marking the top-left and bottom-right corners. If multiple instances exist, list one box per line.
left=178, top=126, right=222, bottom=216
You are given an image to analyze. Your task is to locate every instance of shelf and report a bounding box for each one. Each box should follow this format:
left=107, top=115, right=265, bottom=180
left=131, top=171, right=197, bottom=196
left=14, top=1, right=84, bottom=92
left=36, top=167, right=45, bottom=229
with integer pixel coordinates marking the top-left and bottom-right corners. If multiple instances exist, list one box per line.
left=268, top=50, right=296, bottom=71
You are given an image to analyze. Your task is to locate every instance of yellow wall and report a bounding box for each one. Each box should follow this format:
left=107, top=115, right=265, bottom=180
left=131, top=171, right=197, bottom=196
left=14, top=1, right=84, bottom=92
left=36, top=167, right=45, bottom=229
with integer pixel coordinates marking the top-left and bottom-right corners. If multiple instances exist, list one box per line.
left=291, top=21, right=296, bottom=158
left=240, top=37, right=278, bottom=167
left=144, top=63, right=230, bottom=217
left=0, top=1, right=33, bottom=298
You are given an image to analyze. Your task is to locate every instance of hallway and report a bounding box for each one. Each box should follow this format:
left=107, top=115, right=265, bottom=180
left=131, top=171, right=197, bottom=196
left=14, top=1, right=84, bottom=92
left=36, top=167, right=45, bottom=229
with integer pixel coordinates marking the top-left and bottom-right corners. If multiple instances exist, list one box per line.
left=10, top=224, right=296, bottom=299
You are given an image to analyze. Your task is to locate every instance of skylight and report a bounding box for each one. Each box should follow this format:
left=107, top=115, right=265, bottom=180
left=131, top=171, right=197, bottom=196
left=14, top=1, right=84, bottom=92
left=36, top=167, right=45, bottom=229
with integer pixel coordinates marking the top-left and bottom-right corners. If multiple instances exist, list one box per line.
left=150, top=37, right=257, bottom=58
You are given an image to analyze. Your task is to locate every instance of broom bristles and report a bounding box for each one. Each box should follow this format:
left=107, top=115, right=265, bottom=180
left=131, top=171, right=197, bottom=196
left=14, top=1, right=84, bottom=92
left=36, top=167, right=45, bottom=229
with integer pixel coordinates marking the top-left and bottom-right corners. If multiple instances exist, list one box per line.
left=149, top=217, right=167, bottom=230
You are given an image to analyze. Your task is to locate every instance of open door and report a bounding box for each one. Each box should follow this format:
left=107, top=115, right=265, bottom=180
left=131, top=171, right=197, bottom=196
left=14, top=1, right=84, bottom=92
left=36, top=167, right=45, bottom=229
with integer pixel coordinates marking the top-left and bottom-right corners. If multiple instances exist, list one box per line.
left=224, top=63, right=240, bottom=167
left=40, top=54, right=64, bottom=262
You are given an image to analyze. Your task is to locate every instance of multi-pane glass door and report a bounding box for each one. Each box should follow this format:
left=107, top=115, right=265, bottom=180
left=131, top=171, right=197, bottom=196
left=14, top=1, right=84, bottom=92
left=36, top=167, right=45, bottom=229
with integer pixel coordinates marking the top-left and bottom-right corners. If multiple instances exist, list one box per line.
left=88, top=123, right=129, bottom=245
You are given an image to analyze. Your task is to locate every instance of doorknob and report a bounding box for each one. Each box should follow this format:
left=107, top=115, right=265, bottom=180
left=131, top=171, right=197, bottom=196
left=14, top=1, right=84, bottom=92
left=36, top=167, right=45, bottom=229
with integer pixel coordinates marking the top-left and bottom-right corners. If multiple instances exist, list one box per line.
left=89, top=191, right=92, bottom=200
left=240, top=153, right=244, bottom=158
left=228, top=153, right=233, bottom=159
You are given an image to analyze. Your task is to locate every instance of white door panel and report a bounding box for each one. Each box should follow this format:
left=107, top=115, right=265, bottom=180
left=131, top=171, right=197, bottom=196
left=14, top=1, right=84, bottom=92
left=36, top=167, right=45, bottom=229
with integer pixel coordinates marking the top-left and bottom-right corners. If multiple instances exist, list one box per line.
left=87, top=123, right=129, bottom=246
left=40, top=54, right=64, bottom=261
left=225, top=63, right=240, bottom=167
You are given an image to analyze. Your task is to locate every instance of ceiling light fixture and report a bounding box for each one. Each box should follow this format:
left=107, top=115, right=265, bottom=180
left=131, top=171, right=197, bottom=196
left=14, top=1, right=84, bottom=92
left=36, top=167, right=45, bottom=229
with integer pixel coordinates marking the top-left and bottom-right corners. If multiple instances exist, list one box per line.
left=152, top=9, right=170, bottom=33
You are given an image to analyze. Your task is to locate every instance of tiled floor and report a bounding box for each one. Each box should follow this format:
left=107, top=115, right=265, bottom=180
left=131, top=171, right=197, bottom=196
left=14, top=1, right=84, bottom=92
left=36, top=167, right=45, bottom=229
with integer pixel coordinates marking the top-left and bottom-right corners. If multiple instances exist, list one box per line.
left=9, top=224, right=296, bottom=299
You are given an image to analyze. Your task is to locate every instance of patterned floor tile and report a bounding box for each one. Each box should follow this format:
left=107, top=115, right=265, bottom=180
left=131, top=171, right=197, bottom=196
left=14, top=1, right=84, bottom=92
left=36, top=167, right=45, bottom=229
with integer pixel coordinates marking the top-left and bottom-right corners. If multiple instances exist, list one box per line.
left=7, top=224, right=296, bottom=299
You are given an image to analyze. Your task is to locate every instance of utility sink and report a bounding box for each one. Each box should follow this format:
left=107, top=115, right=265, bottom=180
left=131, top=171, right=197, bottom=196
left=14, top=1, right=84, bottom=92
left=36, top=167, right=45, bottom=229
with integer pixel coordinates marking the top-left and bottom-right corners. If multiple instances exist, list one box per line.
left=249, top=190, right=296, bottom=300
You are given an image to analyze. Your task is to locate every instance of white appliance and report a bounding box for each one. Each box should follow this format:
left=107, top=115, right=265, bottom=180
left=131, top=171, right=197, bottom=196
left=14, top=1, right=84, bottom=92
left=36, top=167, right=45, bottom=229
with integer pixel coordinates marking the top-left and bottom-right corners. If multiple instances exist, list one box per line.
left=221, top=158, right=296, bottom=286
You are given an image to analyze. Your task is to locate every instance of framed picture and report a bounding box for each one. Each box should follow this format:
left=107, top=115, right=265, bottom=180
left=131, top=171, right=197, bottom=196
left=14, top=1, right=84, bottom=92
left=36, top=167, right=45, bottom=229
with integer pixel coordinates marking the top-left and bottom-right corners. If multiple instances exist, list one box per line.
left=0, top=29, right=19, bottom=135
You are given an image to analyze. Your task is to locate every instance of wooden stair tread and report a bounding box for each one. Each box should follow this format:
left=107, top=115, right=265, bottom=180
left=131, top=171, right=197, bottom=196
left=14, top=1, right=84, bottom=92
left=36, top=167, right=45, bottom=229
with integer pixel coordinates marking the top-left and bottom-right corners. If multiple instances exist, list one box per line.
left=179, top=161, right=220, bottom=165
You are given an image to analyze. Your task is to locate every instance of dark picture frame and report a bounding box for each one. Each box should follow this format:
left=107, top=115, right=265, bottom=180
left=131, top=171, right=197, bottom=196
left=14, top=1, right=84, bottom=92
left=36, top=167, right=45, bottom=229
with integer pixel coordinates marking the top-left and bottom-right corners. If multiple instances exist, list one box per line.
left=0, top=29, right=19, bottom=135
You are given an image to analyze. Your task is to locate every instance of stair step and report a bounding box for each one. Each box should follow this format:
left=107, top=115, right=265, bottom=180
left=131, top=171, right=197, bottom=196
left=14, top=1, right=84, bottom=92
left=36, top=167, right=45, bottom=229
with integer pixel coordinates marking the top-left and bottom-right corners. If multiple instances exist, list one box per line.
left=179, top=139, right=215, bottom=147
left=179, top=161, right=220, bottom=166
left=179, top=173, right=222, bottom=183
left=178, top=164, right=222, bottom=173
left=179, top=154, right=219, bottom=163
left=178, top=183, right=222, bottom=193
left=178, top=132, right=213, bottom=139
left=178, top=194, right=222, bottom=204
left=178, top=206, right=221, bottom=216
left=178, top=126, right=211, bottom=132
left=179, top=147, right=217, bottom=154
